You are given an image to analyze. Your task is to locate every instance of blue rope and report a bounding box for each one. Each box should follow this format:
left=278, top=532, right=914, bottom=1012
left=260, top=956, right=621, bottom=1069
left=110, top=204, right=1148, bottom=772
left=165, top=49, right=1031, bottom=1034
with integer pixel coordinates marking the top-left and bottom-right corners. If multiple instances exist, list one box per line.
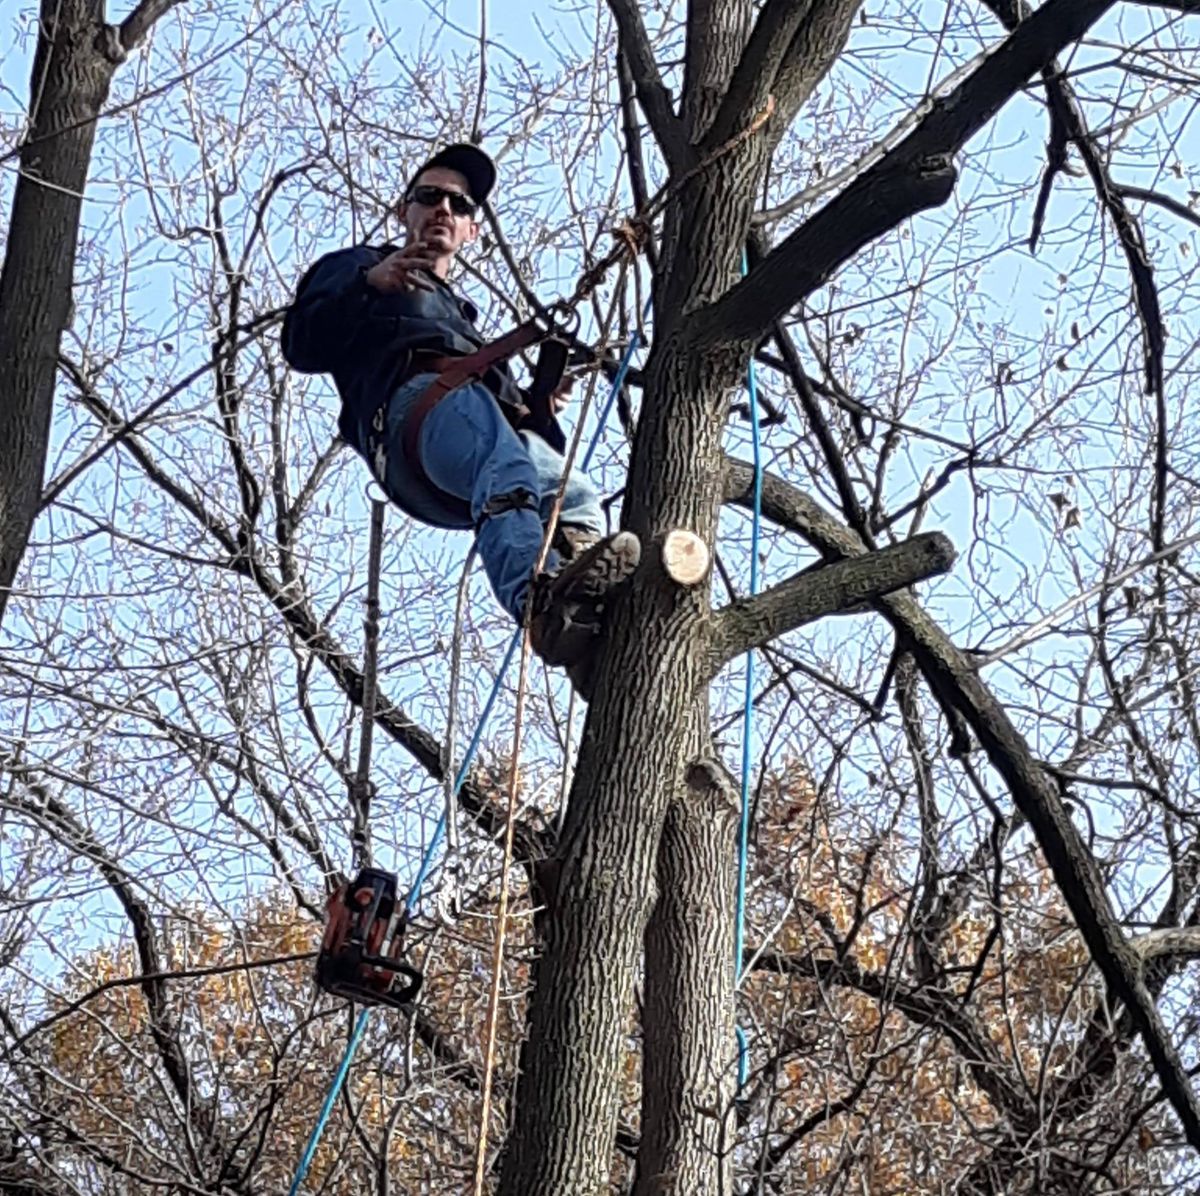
left=733, top=250, right=764, bottom=1091
left=581, top=299, right=653, bottom=472
left=286, top=322, right=649, bottom=1194
left=287, top=1008, right=371, bottom=1196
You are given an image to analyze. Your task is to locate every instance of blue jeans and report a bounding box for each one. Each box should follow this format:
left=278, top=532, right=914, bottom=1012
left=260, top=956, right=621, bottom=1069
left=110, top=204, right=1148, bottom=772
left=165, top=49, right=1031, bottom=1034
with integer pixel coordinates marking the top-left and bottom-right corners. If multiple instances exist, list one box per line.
left=381, top=374, right=604, bottom=621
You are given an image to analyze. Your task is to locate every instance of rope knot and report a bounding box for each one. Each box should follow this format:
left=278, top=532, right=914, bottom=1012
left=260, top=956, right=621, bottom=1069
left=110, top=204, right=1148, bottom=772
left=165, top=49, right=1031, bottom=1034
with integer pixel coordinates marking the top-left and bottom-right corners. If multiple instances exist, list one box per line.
left=612, top=217, right=650, bottom=259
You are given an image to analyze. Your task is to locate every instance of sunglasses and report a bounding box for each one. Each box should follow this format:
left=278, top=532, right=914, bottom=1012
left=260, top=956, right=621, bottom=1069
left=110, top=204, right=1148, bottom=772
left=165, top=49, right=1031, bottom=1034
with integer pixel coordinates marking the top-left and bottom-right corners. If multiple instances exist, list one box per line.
left=406, top=184, right=478, bottom=217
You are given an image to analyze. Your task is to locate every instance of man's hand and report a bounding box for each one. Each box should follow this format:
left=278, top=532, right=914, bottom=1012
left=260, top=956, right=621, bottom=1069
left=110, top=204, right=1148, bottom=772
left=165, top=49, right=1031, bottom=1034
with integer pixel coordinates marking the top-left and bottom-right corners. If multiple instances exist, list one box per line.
left=551, top=370, right=580, bottom=414
left=365, top=244, right=437, bottom=293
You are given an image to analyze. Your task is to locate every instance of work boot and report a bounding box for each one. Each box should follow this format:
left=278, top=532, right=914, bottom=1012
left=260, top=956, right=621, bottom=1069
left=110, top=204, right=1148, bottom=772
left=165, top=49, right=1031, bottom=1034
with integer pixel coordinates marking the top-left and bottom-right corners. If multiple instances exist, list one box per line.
left=552, top=523, right=601, bottom=563
left=528, top=530, right=640, bottom=675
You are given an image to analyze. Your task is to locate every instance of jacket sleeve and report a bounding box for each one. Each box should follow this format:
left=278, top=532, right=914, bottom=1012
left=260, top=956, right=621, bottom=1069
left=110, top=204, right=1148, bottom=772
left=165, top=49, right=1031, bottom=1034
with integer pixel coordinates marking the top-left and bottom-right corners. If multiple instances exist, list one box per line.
left=280, top=247, right=380, bottom=374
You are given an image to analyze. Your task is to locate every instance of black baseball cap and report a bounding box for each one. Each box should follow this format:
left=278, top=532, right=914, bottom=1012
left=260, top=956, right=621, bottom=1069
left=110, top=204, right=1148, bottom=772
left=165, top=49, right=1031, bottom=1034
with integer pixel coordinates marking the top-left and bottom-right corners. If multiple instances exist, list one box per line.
left=406, top=143, right=496, bottom=206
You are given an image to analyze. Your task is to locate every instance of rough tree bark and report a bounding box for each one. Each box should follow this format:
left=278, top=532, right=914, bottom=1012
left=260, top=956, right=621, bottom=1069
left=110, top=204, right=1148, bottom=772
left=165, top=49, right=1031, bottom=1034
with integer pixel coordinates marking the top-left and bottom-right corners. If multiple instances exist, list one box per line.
left=496, top=0, right=1194, bottom=1190
left=0, top=0, right=181, bottom=625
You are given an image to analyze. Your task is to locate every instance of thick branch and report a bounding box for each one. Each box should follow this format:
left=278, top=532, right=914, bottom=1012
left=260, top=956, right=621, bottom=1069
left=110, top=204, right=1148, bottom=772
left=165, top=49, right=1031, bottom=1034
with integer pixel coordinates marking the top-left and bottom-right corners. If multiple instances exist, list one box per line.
left=723, top=457, right=1200, bottom=1150
left=0, top=0, right=185, bottom=627
left=0, top=0, right=116, bottom=625
left=1118, top=185, right=1200, bottom=232
left=709, top=532, right=955, bottom=671
left=118, top=0, right=184, bottom=51
left=1132, top=926, right=1200, bottom=964
left=710, top=0, right=862, bottom=153
left=768, top=0, right=862, bottom=138
left=605, top=0, right=689, bottom=170
left=749, top=946, right=1034, bottom=1125
left=616, top=49, right=657, bottom=268
left=703, top=0, right=813, bottom=146
left=693, top=0, right=1119, bottom=348
left=758, top=276, right=871, bottom=537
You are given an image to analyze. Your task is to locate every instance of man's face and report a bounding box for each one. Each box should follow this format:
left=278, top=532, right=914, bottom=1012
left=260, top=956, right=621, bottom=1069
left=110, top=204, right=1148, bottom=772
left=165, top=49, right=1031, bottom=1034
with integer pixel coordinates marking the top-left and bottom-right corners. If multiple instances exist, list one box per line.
left=400, top=167, right=480, bottom=259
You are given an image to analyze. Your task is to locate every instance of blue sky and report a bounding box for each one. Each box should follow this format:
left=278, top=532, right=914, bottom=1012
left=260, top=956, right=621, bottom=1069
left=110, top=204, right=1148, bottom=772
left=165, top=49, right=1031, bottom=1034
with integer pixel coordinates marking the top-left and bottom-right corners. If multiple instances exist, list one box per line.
left=1, top=0, right=1199, bottom=978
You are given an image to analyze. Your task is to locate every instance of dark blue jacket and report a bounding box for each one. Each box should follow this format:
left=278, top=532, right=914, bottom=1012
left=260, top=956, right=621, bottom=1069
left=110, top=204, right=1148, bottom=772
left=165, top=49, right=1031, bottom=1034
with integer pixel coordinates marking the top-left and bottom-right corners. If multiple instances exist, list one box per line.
left=281, top=243, right=533, bottom=459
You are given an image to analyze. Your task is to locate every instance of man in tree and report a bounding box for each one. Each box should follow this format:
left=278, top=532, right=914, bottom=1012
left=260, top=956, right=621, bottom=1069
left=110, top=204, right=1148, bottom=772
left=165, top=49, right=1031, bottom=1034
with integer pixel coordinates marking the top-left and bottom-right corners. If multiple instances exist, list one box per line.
left=282, top=144, right=639, bottom=685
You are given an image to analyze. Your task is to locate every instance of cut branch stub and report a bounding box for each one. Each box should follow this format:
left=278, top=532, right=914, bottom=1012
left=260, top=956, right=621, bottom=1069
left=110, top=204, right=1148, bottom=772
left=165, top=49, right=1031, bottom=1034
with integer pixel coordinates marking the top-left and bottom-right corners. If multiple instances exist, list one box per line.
left=662, top=529, right=711, bottom=586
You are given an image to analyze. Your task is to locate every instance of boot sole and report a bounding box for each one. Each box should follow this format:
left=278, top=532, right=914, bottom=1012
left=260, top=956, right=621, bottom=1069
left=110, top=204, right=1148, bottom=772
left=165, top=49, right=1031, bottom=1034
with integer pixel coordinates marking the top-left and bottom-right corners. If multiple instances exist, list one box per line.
left=529, top=532, right=640, bottom=669
left=547, top=530, right=640, bottom=604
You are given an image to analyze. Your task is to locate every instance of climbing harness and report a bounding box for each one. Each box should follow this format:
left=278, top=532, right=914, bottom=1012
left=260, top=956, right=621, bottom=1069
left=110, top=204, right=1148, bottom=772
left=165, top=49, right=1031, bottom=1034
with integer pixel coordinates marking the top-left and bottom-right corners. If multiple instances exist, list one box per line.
left=313, top=499, right=425, bottom=1013
left=388, top=98, right=784, bottom=522
left=475, top=487, right=540, bottom=528
left=400, top=308, right=579, bottom=517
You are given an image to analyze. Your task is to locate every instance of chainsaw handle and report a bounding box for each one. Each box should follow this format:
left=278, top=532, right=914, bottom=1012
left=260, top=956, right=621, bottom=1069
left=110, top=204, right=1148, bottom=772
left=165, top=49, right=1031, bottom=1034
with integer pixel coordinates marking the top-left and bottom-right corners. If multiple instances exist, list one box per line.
left=388, top=960, right=422, bottom=1005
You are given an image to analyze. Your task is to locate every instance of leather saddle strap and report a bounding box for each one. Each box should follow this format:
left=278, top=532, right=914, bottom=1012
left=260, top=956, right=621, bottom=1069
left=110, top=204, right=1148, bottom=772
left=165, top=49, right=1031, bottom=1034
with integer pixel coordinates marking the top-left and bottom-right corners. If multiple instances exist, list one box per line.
left=432, top=319, right=545, bottom=393
left=400, top=319, right=546, bottom=513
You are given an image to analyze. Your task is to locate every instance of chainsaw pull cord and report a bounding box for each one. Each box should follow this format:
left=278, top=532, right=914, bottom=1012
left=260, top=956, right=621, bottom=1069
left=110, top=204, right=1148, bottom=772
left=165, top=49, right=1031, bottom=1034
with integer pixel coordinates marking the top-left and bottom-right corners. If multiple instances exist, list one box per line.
left=350, top=496, right=387, bottom=873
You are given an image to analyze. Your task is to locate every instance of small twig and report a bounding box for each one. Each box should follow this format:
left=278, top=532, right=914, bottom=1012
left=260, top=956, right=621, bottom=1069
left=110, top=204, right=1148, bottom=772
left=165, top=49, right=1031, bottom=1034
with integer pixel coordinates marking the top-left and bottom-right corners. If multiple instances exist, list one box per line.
left=972, top=528, right=1200, bottom=667
left=470, top=0, right=488, bottom=143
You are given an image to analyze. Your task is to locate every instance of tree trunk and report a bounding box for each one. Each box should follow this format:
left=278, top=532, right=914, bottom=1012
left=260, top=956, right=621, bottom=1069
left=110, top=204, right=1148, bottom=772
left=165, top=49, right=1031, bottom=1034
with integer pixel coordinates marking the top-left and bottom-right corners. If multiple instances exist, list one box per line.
left=500, top=17, right=779, bottom=1177
left=633, top=708, right=739, bottom=1196
left=0, top=0, right=119, bottom=624
left=499, top=331, right=736, bottom=1193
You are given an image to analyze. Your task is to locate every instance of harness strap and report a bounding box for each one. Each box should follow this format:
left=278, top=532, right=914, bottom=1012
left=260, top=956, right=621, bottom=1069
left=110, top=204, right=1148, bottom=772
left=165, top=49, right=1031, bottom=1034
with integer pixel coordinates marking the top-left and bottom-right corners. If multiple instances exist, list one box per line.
left=400, top=318, right=559, bottom=514
left=476, top=488, right=539, bottom=531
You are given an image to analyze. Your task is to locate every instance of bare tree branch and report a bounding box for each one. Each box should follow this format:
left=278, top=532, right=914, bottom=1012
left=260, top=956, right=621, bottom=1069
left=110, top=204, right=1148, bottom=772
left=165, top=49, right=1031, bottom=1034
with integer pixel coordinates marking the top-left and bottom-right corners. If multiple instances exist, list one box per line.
left=702, top=0, right=814, bottom=147
left=724, top=457, right=1200, bottom=1150
left=10, top=952, right=318, bottom=1053
left=748, top=945, right=1036, bottom=1130
left=118, top=0, right=185, bottom=52
left=1132, top=926, right=1200, bottom=963
left=605, top=0, right=690, bottom=171
left=708, top=532, right=955, bottom=672
left=692, top=0, right=1121, bottom=350
left=66, top=382, right=556, bottom=879
left=1117, top=185, right=1200, bottom=231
